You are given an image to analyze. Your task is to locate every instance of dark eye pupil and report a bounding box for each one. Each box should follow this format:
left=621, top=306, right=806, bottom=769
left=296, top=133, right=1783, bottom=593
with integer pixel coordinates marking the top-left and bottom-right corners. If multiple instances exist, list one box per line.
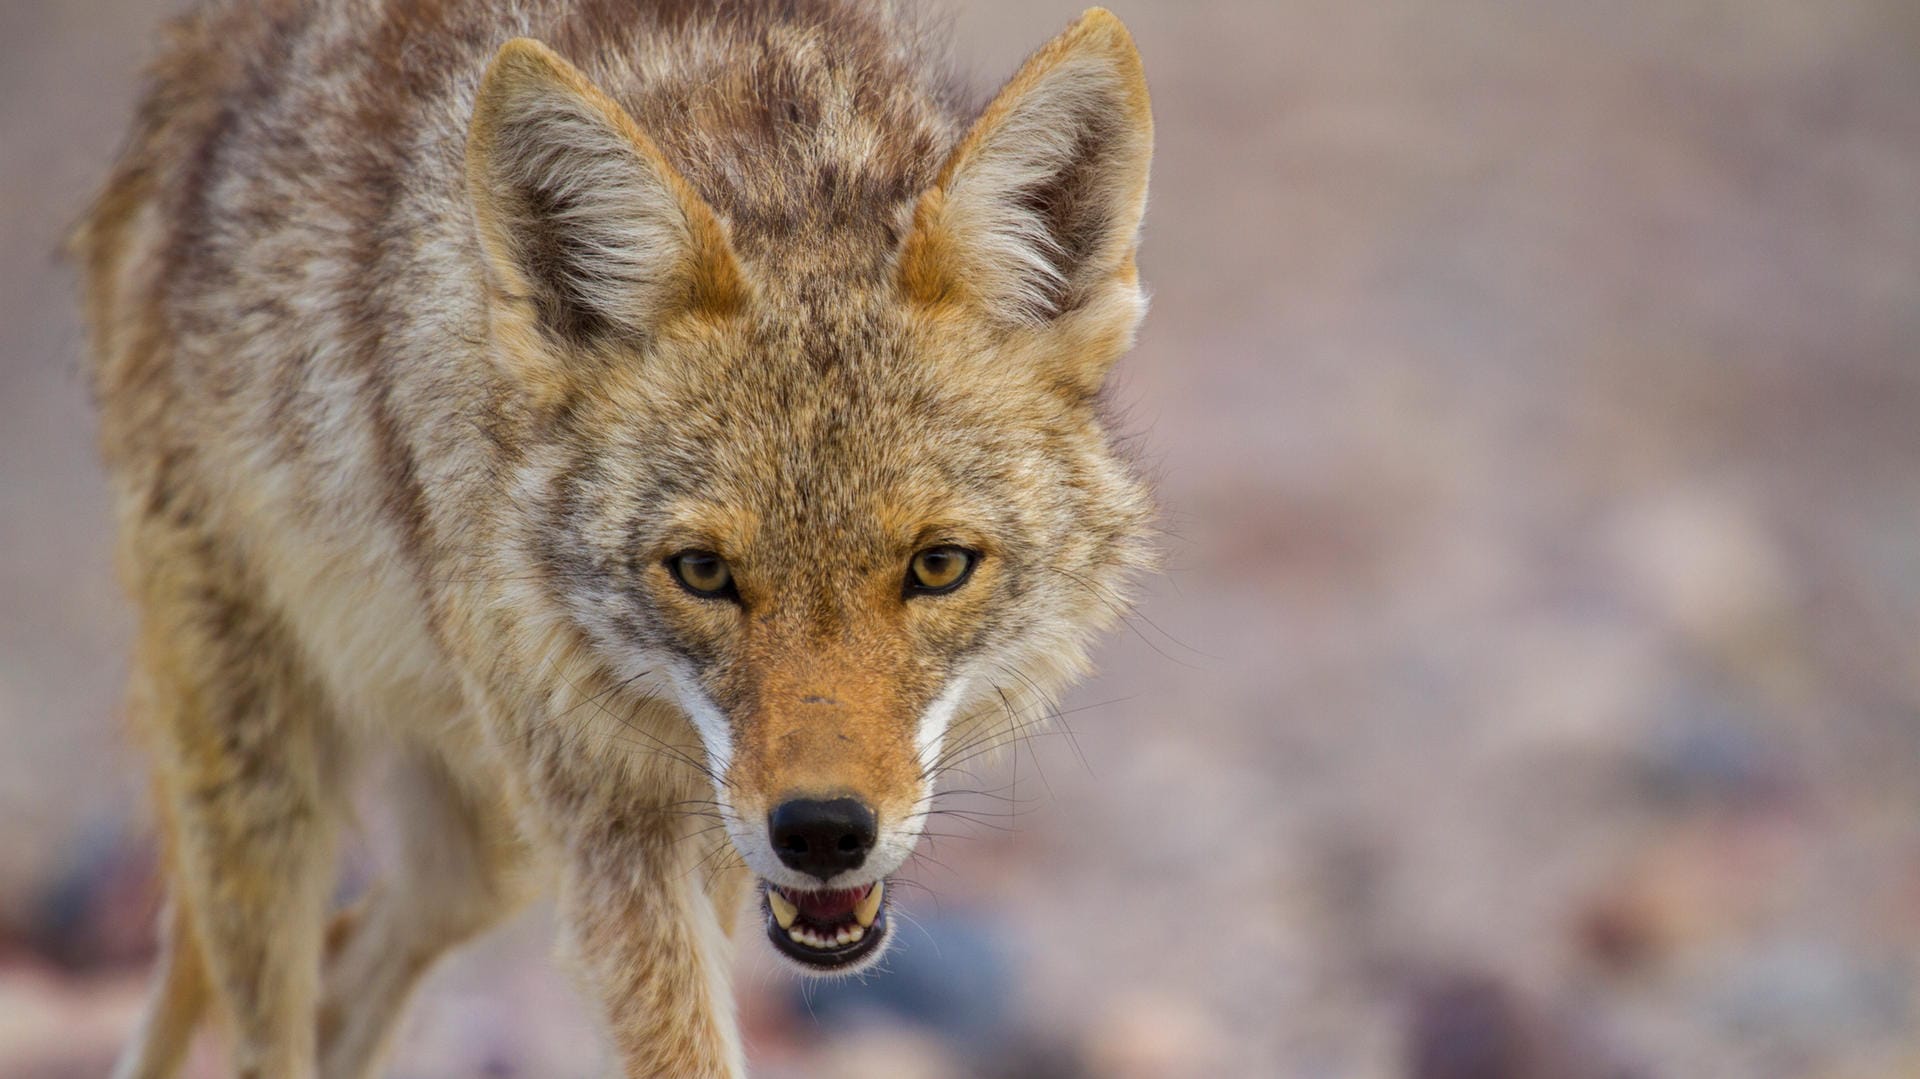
left=911, top=547, right=973, bottom=593
left=672, top=552, right=731, bottom=595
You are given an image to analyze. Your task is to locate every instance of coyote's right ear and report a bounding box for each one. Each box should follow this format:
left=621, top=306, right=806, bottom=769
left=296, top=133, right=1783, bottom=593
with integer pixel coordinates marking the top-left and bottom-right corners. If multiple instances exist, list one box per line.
left=466, top=39, right=744, bottom=362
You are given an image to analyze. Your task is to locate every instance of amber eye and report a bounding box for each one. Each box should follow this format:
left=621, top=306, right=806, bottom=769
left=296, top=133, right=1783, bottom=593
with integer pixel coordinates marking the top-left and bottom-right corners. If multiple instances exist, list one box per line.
left=907, top=546, right=977, bottom=595
left=668, top=550, right=735, bottom=599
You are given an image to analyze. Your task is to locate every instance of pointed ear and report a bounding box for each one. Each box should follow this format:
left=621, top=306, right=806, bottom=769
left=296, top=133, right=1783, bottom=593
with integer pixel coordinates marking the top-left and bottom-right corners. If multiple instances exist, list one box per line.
left=899, top=9, right=1152, bottom=381
left=466, top=39, right=744, bottom=357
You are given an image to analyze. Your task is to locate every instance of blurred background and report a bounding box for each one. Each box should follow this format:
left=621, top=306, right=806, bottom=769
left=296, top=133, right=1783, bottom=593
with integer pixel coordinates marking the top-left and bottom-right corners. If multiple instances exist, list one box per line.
left=5, top=1, right=1920, bottom=1075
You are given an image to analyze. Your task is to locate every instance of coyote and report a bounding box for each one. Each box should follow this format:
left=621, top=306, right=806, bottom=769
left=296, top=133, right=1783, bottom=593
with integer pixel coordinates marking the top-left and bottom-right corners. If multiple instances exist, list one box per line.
left=76, top=1, right=1154, bottom=1075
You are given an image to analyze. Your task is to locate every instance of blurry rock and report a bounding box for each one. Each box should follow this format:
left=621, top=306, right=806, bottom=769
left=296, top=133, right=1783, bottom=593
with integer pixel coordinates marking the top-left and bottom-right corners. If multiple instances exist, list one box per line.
left=1636, top=685, right=1792, bottom=809
left=805, top=1023, right=960, bottom=1079
left=1405, top=969, right=1651, bottom=1079
left=1083, top=990, right=1230, bottom=1079
left=973, top=1035, right=1091, bottom=1079
left=1406, top=972, right=1530, bottom=1079
left=11, top=1063, right=122, bottom=1079
left=1575, top=888, right=1665, bottom=979
left=1710, top=942, right=1914, bottom=1049
left=1315, top=826, right=1388, bottom=949
left=0, top=965, right=147, bottom=1075
left=1574, top=810, right=1805, bottom=979
left=21, top=819, right=156, bottom=972
left=1605, top=486, right=1792, bottom=653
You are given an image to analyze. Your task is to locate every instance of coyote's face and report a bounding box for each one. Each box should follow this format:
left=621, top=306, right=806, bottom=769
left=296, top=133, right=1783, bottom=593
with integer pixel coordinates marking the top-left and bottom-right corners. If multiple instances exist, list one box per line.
left=467, top=13, right=1152, bottom=973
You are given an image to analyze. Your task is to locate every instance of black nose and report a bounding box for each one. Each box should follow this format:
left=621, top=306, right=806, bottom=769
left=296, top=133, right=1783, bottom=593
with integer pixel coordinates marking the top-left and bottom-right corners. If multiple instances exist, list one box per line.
left=768, top=797, right=877, bottom=881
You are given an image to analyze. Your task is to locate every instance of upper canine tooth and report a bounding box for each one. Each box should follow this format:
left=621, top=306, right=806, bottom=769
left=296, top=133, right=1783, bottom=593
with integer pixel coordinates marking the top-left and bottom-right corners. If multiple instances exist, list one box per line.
left=767, top=889, right=799, bottom=930
left=854, top=882, right=884, bottom=927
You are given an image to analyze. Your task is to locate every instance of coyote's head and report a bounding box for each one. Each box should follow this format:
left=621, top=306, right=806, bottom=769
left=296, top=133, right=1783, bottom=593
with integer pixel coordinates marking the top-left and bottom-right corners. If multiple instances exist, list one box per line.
left=466, top=9, right=1153, bottom=972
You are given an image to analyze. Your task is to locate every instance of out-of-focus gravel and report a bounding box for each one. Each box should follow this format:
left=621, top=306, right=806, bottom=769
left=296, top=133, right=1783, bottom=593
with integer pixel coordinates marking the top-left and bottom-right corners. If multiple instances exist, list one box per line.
left=5, top=1, right=1920, bottom=1076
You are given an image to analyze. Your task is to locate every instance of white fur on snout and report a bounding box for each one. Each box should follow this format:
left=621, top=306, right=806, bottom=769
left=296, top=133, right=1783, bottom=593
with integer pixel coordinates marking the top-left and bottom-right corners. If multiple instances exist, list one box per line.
left=857, top=675, right=975, bottom=876
left=667, top=664, right=734, bottom=782
left=914, top=675, right=971, bottom=776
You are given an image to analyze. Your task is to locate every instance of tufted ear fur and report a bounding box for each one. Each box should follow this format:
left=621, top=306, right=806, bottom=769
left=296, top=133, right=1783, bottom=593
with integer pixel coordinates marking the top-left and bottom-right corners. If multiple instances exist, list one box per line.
left=899, top=9, right=1153, bottom=387
left=466, top=38, right=744, bottom=360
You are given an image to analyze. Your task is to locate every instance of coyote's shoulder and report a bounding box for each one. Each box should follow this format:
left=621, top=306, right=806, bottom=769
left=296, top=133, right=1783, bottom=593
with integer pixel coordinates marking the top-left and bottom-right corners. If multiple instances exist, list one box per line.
left=82, top=3, right=1153, bottom=1075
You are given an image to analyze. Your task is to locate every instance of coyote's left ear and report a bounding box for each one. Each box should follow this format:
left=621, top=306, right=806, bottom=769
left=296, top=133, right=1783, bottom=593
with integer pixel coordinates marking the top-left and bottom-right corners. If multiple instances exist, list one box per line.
left=900, top=8, right=1152, bottom=388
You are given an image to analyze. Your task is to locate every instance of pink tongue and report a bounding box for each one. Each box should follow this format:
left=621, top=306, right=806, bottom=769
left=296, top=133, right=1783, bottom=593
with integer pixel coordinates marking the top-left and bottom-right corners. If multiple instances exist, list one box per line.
left=787, top=885, right=868, bottom=921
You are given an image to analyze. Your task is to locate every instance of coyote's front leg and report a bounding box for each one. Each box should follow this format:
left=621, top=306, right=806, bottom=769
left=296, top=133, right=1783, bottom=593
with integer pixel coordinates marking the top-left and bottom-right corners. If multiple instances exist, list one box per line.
left=559, top=819, right=749, bottom=1078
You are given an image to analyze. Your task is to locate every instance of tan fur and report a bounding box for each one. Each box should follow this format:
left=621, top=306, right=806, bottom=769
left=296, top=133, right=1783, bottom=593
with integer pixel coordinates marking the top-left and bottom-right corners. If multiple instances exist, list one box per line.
left=78, top=2, right=1154, bottom=1075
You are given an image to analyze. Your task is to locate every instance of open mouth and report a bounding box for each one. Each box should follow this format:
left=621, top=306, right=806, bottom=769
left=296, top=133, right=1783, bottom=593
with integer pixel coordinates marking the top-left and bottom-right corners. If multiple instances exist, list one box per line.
left=762, top=879, right=890, bottom=972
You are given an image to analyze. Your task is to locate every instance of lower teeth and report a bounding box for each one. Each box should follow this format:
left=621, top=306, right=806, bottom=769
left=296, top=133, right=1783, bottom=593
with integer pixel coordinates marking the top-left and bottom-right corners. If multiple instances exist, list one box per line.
left=787, top=923, right=865, bottom=950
